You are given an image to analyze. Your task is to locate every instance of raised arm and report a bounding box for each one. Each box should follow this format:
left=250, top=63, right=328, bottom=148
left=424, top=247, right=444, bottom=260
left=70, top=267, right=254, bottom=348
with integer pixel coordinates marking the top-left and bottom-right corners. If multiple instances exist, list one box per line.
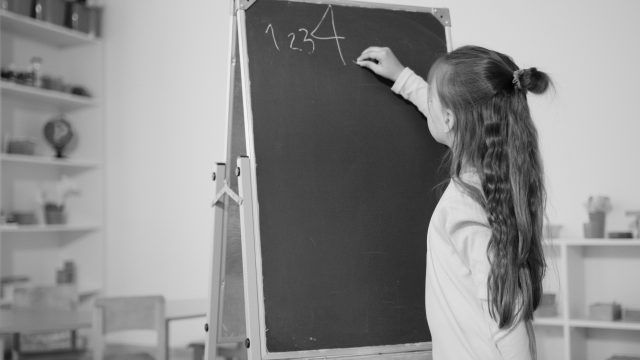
left=357, top=47, right=429, bottom=118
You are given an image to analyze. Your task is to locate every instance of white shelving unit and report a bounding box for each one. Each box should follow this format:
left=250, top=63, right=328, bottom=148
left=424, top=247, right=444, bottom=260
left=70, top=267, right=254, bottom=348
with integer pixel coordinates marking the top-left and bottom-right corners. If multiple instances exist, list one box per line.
left=0, top=8, right=104, bottom=297
left=534, top=238, right=640, bottom=360
left=1, top=153, right=99, bottom=169
left=1, top=80, right=97, bottom=110
left=0, top=10, right=98, bottom=47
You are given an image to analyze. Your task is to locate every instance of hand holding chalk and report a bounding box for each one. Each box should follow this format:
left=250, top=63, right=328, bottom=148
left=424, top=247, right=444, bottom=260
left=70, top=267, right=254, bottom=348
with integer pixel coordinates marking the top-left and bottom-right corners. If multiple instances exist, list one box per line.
left=356, top=46, right=405, bottom=82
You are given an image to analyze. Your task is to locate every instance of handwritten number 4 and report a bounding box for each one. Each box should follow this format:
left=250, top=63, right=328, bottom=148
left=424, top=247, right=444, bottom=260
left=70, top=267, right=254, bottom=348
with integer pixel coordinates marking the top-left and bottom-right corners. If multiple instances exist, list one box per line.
left=310, top=5, right=346, bottom=65
left=264, top=5, right=346, bottom=65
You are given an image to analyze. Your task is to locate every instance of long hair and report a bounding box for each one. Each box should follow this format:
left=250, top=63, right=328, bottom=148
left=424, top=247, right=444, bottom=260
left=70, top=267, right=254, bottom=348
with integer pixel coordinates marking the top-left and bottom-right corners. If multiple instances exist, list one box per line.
left=428, top=45, right=551, bottom=358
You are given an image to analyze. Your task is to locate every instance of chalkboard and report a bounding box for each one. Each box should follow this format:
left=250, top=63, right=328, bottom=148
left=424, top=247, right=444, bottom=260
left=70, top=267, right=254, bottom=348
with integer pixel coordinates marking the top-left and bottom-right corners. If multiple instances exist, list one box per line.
left=240, top=0, right=449, bottom=354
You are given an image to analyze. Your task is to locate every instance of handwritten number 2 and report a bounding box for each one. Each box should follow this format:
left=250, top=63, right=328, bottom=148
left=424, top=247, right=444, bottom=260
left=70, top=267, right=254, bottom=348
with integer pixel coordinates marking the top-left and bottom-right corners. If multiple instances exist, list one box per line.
left=288, top=33, right=302, bottom=51
left=263, top=5, right=346, bottom=65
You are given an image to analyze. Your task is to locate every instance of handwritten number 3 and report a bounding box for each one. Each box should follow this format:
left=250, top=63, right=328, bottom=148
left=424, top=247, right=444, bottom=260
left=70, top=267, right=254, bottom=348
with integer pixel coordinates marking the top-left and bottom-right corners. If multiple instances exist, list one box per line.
left=298, top=28, right=315, bottom=54
left=263, top=5, right=345, bottom=65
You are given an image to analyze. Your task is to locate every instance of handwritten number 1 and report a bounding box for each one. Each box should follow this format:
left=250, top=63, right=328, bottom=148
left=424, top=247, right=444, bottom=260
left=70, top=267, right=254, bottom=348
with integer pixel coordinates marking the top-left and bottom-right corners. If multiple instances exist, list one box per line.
left=265, top=24, right=280, bottom=51
left=263, top=5, right=346, bottom=65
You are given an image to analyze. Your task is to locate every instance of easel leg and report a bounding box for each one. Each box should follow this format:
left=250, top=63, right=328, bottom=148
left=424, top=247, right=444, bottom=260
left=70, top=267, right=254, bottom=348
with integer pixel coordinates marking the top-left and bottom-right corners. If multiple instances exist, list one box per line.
left=237, top=156, right=263, bottom=360
left=205, top=163, right=228, bottom=360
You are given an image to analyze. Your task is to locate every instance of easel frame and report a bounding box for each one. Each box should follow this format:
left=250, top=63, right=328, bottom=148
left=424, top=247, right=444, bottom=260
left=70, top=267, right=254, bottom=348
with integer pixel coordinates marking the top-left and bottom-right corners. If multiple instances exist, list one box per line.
left=207, top=0, right=453, bottom=359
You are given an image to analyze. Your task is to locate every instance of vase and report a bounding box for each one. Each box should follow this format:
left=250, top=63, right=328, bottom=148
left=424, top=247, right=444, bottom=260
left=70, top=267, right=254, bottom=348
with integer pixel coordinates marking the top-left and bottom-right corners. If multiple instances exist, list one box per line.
left=44, top=204, right=66, bottom=225
left=586, top=211, right=606, bottom=238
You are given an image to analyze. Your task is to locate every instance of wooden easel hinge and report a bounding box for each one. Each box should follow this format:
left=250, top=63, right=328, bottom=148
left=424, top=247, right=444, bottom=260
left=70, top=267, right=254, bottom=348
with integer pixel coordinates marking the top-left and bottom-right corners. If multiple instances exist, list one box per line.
left=236, top=0, right=257, bottom=11
left=431, top=7, right=451, bottom=27
left=213, top=181, right=242, bottom=206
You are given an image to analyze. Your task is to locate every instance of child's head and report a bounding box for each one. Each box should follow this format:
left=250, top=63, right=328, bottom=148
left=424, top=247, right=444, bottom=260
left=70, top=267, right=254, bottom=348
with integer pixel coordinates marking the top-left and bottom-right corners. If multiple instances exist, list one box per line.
left=426, top=45, right=551, bottom=154
left=428, top=45, right=551, bottom=358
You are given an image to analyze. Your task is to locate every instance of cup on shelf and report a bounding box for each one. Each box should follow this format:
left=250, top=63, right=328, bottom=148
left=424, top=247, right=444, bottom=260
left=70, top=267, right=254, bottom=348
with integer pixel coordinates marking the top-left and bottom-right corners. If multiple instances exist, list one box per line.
left=44, top=204, right=66, bottom=225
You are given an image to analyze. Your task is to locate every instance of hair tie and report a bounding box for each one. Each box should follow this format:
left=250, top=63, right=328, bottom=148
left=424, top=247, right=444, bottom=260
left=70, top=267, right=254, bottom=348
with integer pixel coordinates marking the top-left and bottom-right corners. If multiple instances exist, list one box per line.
left=512, top=69, right=525, bottom=90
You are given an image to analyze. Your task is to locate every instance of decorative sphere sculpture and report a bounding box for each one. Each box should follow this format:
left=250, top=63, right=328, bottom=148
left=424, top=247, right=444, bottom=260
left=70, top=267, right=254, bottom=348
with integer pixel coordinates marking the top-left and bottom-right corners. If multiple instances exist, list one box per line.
left=43, top=116, right=73, bottom=158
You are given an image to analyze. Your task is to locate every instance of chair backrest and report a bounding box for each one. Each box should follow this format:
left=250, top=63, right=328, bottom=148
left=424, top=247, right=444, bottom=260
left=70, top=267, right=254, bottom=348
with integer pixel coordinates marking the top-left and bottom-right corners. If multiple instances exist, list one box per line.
left=13, top=284, right=78, bottom=310
left=93, top=295, right=166, bottom=360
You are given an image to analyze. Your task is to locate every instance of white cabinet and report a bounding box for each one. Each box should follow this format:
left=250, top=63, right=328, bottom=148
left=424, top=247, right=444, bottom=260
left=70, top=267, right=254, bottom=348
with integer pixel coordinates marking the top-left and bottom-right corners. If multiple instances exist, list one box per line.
left=535, top=238, right=640, bottom=360
left=0, top=9, right=103, bottom=300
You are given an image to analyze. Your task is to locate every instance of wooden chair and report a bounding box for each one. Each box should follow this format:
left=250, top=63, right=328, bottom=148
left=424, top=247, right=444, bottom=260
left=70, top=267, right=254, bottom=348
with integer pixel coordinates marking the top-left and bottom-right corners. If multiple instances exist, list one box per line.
left=92, top=295, right=166, bottom=360
left=12, top=284, right=84, bottom=359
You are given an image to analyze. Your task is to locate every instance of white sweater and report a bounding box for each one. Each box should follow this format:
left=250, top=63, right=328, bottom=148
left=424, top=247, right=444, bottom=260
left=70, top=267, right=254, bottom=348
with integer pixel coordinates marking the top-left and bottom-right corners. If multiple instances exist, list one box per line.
left=392, top=68, right=531, bottom=360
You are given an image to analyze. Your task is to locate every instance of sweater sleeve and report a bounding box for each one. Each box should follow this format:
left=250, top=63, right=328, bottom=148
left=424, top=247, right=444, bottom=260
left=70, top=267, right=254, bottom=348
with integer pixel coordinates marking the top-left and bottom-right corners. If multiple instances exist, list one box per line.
left=391, top=67, right=430, bottom=118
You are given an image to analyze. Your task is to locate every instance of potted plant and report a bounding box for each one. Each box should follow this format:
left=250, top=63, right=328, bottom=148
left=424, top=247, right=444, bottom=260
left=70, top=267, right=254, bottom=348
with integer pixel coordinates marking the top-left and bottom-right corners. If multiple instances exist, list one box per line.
left=584, top=195, right=612, bottom=238
left=37, top=176, right=80, bottom=225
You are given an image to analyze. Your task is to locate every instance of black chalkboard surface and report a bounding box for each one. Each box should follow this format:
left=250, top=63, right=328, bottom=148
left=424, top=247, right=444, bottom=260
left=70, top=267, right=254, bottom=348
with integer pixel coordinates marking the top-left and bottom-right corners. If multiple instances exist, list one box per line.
left=242, top=0, right=448, bottom=354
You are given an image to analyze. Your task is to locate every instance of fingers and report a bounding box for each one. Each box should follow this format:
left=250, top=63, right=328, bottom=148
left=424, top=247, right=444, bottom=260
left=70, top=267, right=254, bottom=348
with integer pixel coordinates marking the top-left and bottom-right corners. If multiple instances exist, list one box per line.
left=356, top=60, right=381, bottom=73
left=356, top=46, right=390, bottom=63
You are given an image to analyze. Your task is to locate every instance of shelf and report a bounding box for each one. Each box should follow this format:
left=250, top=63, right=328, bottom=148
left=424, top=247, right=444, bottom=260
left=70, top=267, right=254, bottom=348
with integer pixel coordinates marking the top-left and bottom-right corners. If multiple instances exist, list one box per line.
left=1, top=81, right=97, bottom=110
left=0, top=10, right=99, bottom=48
left=545, top=238, right=640, bottom=246
left=0, top=224, right=100, bottom=233
left=1, top=154, right=99, bottom=169
left=534, top=317, right=640, bottom=330
left=534, top=317, right=564, bottom=326
left=570, top=318, right=640, bottom=331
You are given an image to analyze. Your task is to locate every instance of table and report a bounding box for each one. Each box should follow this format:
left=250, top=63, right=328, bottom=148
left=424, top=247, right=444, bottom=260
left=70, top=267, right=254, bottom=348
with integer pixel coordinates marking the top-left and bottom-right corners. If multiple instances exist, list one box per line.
left=164, top=298, right=209, bottom=360
left=0, top=309, right=91, bottom=334
left=0, top=298, right=209, bottom=360
left=0, top=308, right=91, bottom=359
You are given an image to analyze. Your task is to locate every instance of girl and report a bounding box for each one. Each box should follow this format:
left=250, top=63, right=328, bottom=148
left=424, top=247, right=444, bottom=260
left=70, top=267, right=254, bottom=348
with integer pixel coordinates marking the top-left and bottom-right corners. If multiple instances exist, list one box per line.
left=356, top=46, right=551, bottom=360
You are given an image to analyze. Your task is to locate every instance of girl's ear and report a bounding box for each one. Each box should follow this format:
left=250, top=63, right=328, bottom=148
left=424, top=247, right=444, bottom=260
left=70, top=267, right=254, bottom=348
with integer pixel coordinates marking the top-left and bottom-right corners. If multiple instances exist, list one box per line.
left=443, top=109, right=455, bottom=133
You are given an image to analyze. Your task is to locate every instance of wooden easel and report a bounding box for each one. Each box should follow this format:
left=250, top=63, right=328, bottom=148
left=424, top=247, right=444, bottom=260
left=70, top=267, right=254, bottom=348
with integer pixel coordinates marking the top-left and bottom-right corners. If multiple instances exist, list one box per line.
left=205, top=1, right=452, bottom=359
left=204, top=0, right=260, bottom=359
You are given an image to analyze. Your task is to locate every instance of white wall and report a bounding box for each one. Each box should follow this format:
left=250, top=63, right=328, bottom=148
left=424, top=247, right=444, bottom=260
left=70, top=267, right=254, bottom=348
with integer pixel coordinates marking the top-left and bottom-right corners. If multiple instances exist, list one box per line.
left=103, top=0, right=640, bottom=346
left=103, top=0, right=231, bottom=345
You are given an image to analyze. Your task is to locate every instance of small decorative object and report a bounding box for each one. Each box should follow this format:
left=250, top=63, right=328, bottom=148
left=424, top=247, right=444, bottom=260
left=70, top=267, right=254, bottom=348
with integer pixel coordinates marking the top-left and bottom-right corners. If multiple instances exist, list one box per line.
left=626, top=211, right=640, bottom=238
left=589, top=302, right=622, bottom=321
left=535, top=293, right=557, bottom=317
left=44, top=203, right=66, bottom=224
left=543, top=224, right=562, bottom=239
left=6, top=138, right=36, bottom=155
left=4, top=0, right=32, bottom=17
left=29, top=57, right=43, bottom=88
left=65, top=1, right=91, bottom=33
left=607, top=355, right=640, bottom=360
left=43, top=115, right=73, bottom=158
left=12, top=212, right=38, bottom=225
left=69, top=85, right=91, bottom=97
left=608, top=231, right=633, bottom=239
left=584, top=195, right=612, bottom=238
left=623, top=308, right=640, bottom=322
left=35, top=0, right=66, bottom=26
left=55, top=260, right=76, bottom=284
left=37, top=176, right=80, bottom=225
